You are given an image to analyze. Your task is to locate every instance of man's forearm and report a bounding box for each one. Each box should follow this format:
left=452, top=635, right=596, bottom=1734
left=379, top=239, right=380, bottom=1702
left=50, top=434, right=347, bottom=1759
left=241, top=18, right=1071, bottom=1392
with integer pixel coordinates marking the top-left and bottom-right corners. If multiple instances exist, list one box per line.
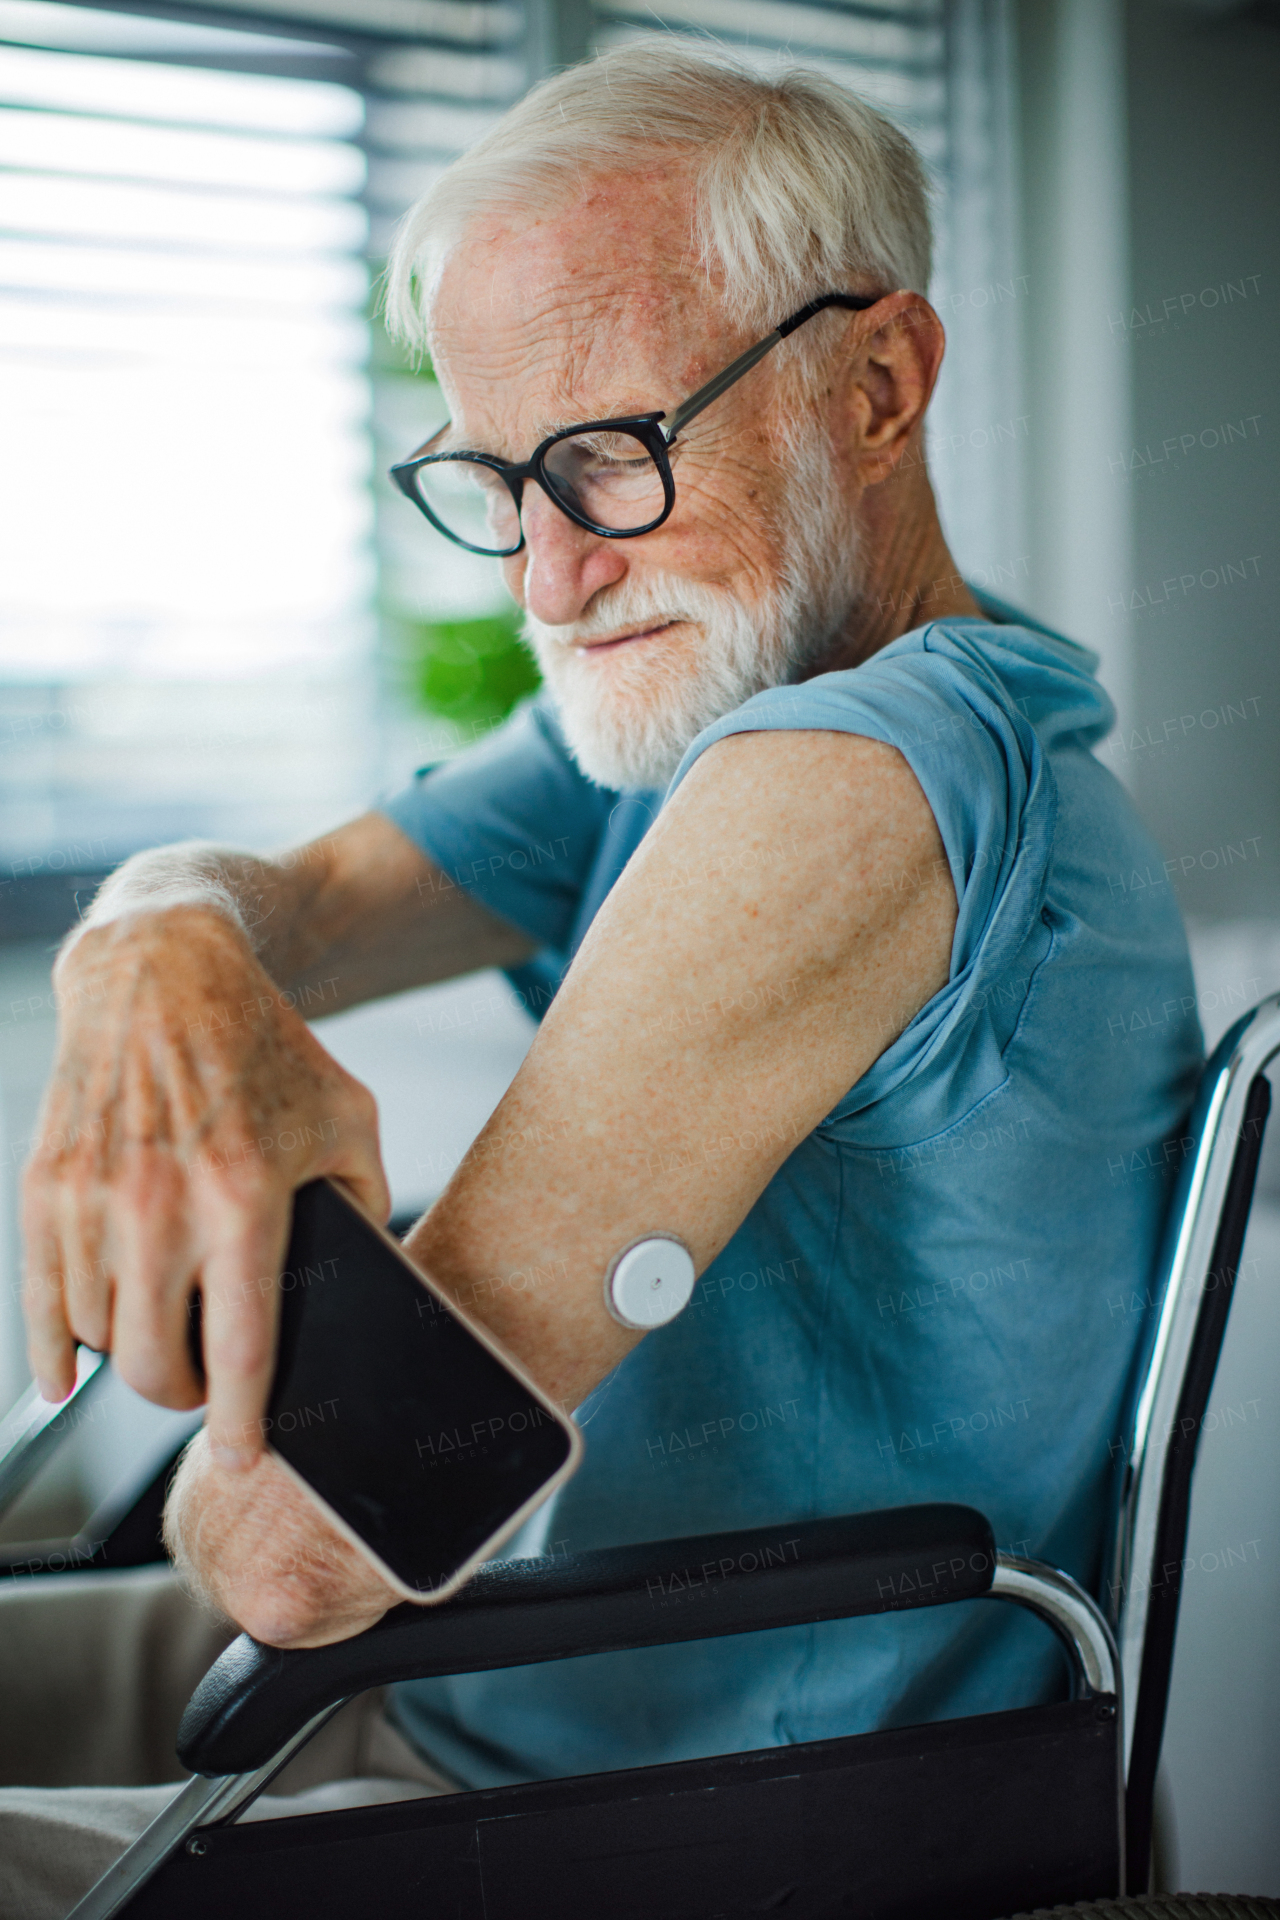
left=63, top=841, right=316, bottom=993
left=60, top=813, right=538, bottom=1017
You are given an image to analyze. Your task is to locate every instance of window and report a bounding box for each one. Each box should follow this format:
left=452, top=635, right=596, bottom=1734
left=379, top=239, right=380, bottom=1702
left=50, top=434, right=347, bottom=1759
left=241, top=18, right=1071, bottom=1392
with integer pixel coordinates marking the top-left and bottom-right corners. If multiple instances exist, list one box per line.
left=0, top=6, right=375, bottom=865
left=0, top=0, right=532, bottom=884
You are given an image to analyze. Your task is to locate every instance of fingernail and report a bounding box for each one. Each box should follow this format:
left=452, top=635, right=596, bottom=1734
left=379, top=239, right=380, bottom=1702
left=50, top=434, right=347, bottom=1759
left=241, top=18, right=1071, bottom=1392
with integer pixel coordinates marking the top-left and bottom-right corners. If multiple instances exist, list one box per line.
left=36, top=1377, right=60, bottom=1404
left=211, top=1445, right=258, bottom=1472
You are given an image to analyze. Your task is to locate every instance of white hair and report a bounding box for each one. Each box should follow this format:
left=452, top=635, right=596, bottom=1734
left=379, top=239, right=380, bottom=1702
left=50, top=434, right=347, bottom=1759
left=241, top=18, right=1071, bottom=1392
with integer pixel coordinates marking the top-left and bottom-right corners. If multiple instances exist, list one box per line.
left=384, top=42, right=933, bottom=348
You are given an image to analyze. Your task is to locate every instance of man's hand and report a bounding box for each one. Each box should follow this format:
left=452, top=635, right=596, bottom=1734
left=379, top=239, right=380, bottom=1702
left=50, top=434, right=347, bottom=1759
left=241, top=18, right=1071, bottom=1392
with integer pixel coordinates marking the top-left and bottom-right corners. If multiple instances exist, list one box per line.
left=165, top=1431, right=397, bottom=1647
left=17, top=812, right=532, bottom=1647
left=20, top=811, right=531, bottom=1468
left=22, top=903, right=390, bottom=1465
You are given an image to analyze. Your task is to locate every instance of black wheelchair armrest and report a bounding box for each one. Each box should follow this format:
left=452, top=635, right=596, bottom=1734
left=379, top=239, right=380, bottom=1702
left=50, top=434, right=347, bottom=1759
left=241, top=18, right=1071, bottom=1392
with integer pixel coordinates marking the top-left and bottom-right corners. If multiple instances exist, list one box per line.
left=178, top=1502, right=995, bottom=1775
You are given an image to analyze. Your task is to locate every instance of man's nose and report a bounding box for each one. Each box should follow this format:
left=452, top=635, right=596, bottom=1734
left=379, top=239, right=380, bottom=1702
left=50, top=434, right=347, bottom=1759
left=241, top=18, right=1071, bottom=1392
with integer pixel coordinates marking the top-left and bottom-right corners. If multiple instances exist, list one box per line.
left=516, top=484, right=627, bottom=626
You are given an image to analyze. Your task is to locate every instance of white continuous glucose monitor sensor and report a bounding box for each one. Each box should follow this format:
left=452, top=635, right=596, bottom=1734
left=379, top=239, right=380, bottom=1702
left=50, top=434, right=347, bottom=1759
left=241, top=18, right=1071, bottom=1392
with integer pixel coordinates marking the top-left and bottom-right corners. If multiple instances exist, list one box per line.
left=604, top=1234, right=697, bottom=1331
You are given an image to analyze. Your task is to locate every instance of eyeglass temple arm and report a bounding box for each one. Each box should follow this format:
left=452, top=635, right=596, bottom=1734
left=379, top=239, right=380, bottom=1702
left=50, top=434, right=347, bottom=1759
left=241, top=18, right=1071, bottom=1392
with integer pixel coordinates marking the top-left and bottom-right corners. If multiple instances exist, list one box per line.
left=660, top=293, right=879, bottom=445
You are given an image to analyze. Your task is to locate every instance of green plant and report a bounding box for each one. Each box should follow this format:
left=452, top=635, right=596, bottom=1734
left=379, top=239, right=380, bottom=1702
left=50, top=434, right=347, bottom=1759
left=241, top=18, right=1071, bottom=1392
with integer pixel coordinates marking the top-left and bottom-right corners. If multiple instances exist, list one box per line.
left=393, top=609, right=541, bottom=730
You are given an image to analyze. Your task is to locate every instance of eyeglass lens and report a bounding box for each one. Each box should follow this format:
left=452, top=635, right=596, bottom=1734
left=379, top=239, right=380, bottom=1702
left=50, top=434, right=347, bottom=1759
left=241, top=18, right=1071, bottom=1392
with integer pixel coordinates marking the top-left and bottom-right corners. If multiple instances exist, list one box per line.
left=411, top=428, right=666, bottom=553
left=410, top=459, right=517, bottom=553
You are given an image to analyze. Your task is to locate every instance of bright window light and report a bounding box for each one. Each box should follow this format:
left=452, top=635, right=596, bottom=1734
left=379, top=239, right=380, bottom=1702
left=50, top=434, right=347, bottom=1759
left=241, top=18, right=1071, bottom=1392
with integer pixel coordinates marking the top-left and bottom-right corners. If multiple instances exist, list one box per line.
left=0, top=42, right=362, bottom=133
left=0, top=105, right=368, bottom=194
left=0, top=14, right=375, bottom=858
left=0, top=235, right=369, bottom=307
left=0, top=0, right=342, bottom=61
left=0, top=172, right=368, bottom=247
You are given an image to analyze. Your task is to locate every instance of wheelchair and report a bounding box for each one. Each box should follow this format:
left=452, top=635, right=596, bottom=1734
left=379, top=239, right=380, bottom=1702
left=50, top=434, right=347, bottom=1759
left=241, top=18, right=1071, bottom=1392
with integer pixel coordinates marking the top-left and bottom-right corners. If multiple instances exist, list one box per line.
left=2, top=997, right=1279, bottom=1920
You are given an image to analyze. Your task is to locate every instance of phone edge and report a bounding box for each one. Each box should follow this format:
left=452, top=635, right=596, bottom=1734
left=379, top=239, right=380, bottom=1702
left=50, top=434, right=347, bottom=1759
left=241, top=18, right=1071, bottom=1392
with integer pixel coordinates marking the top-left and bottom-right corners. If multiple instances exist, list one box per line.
left=267, top=1430, right=583, bottom=1609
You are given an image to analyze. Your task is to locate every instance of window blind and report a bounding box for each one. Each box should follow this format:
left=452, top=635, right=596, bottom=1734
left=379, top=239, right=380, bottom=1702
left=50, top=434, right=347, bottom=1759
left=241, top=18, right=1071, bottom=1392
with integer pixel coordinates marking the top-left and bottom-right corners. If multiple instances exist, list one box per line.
left=0, top=0, right=531, bottom=874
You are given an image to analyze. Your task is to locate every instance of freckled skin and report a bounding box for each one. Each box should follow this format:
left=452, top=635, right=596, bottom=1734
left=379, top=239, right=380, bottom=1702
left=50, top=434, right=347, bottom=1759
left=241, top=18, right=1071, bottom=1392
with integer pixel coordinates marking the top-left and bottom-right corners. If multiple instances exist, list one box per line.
left=430, top=185, right=793, bottom=638
left=27, top=164, right=976, bottom=1648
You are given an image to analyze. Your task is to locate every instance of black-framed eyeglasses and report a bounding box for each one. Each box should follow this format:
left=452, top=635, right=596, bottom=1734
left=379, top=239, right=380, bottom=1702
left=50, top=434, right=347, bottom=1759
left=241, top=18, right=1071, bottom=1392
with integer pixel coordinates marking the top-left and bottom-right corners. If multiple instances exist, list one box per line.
left=389, top=291, right=879, bottom=557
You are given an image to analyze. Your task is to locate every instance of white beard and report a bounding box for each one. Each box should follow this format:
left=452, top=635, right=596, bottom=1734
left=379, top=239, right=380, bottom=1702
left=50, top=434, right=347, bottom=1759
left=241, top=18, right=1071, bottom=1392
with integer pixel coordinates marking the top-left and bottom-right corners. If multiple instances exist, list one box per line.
left=521, top=443, right=864, bottom=791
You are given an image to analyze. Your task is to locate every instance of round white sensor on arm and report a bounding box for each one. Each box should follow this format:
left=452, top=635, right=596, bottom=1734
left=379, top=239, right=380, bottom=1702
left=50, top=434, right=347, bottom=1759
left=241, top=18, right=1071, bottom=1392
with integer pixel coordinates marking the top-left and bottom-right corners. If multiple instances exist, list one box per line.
left=604, top=1234, right=697, bottom=1331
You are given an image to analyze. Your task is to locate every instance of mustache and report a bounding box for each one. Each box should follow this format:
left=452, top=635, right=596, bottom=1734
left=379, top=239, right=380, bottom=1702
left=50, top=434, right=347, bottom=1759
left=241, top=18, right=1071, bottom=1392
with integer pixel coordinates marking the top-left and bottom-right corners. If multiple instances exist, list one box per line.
left=523, top=578, right=707, bottom=650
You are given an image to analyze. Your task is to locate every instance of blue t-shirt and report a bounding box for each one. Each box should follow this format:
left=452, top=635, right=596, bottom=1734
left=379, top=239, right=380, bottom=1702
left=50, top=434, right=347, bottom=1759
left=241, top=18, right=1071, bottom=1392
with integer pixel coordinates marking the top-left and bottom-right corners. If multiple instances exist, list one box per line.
left=379, top=611, right=1202, bottom=1788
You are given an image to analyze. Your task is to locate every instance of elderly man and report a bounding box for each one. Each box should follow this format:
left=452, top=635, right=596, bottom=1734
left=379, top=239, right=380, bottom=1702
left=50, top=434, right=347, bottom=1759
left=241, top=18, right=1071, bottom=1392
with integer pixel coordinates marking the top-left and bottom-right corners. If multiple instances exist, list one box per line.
left=2, top=44, right=1199, bottom=1914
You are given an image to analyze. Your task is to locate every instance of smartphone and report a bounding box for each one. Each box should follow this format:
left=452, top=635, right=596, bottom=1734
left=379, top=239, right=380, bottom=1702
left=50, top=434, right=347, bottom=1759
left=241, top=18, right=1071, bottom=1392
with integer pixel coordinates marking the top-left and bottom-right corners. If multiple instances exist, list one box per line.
left=262, top=1178, right=582, bottom=1605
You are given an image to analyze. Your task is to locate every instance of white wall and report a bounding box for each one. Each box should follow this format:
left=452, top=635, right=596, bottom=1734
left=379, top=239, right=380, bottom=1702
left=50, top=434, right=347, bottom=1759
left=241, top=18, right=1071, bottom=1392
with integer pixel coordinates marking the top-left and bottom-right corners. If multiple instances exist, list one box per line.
left=1007, top=15, right=1280, bottom=1871
left=1012, top=0, right=1135, bottom=735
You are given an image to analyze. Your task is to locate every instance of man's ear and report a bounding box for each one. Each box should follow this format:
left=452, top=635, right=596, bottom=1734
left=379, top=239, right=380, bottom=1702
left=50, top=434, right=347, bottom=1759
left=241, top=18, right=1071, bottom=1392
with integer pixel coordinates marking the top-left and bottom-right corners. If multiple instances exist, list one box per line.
left=838, top=292, right=946, bottom=487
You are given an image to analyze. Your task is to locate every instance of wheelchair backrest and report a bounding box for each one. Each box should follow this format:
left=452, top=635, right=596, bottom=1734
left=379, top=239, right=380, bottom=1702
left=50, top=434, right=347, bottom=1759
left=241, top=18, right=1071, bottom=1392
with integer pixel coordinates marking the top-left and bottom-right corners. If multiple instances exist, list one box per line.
left=1108, top=991, right=1279, bottom=1873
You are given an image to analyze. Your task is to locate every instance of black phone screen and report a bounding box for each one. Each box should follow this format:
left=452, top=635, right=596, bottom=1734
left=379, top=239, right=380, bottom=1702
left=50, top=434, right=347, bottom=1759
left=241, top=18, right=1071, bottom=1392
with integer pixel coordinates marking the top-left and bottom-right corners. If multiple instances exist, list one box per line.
left=266, top=1179, right=577, bottom=1599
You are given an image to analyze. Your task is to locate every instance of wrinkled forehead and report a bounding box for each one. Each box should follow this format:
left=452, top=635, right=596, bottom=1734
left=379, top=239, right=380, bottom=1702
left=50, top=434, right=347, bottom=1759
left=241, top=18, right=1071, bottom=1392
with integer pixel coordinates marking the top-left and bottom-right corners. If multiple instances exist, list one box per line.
left=427, top=168, right=742, bottom=451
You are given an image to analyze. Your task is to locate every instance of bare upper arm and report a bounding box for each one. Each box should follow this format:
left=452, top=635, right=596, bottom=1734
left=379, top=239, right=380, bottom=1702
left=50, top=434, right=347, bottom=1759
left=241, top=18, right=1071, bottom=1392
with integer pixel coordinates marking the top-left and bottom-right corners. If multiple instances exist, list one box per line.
left=406, top=729, right=956, bottom=1406
left=266, top=811, right=537, bottom=1010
